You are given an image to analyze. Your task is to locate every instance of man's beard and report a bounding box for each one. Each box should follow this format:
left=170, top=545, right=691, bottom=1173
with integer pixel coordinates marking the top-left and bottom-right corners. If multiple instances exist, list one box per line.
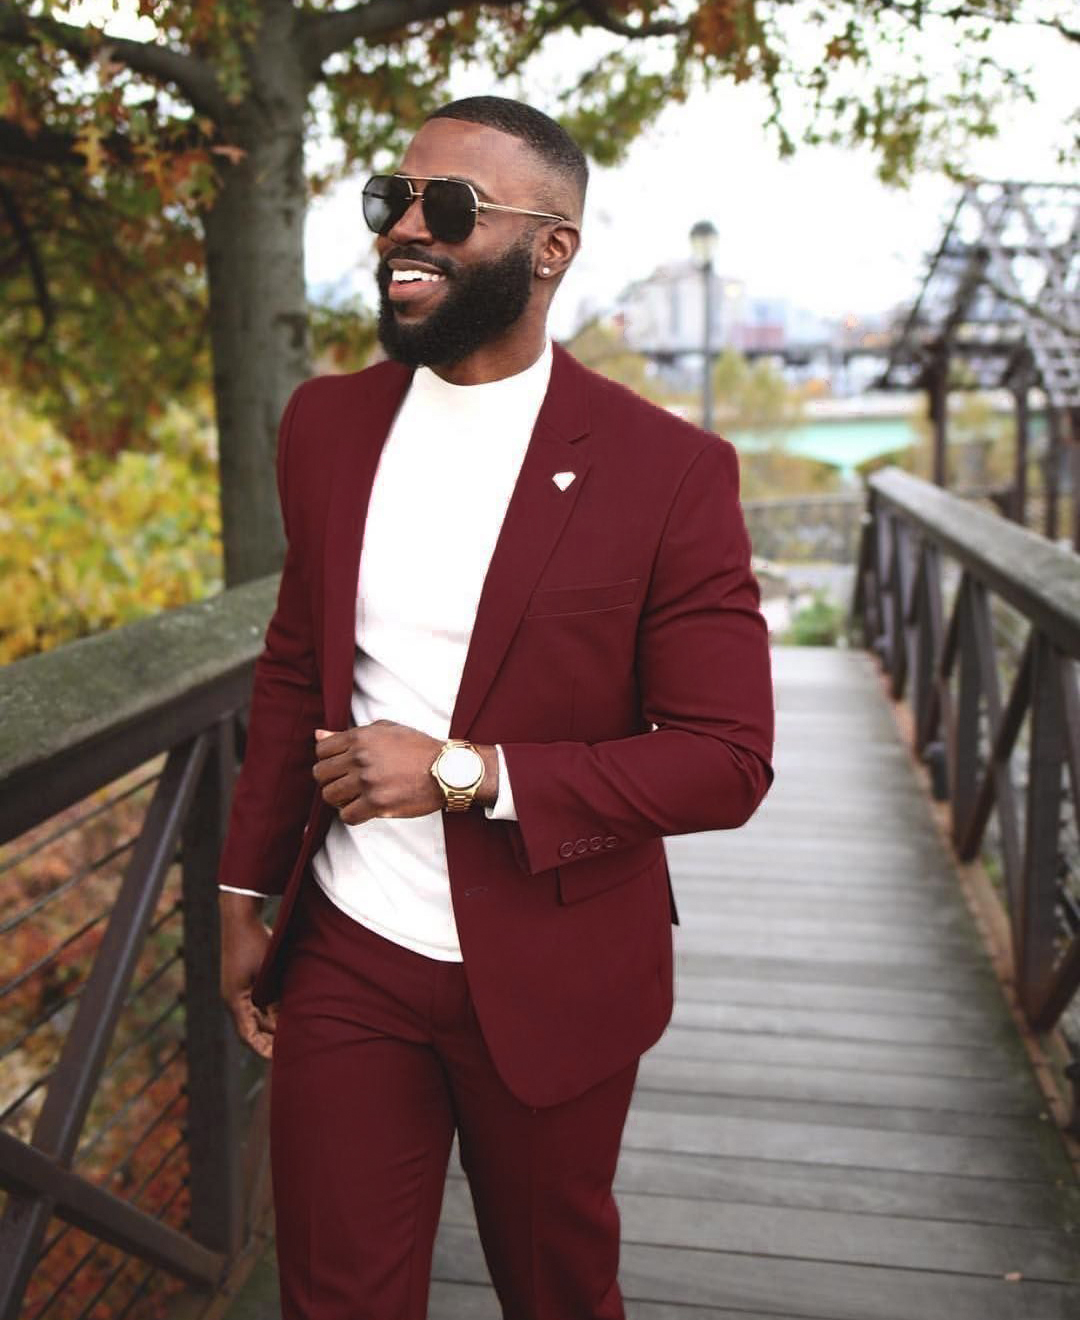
left=376, top=237, right=534, bottom=368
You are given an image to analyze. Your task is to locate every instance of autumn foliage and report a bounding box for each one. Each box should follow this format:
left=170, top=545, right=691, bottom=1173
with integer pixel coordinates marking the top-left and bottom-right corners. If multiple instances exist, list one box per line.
left=0, top=390, right=221, bottom=663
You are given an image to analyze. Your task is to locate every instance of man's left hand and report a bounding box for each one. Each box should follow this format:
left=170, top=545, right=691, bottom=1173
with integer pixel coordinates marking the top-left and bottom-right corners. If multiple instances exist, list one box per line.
left=313, top=721, right=444, bottom=826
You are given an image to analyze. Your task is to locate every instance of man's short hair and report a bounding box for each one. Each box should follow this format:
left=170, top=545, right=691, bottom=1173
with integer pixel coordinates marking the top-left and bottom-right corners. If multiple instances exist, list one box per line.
left=427, top=96, right=588, bottom=210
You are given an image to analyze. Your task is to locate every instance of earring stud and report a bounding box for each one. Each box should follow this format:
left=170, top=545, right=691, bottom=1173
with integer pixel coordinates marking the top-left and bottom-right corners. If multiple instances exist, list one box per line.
left=541, top=266, right=551, bottom=275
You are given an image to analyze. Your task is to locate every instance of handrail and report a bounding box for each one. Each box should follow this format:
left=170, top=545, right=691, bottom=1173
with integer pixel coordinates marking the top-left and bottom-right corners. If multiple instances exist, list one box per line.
left=0, top=577, right=277, bottom=842
left=853, top=468, right=1080, bottom=1130
left=0, top=580, right=278, bottom=1318
left=868, top=467, right=1080, bottom=657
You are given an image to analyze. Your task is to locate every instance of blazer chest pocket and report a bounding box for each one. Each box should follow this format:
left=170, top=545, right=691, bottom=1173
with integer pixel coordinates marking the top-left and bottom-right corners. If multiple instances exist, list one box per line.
left=525, top=577, right=640, bottom=619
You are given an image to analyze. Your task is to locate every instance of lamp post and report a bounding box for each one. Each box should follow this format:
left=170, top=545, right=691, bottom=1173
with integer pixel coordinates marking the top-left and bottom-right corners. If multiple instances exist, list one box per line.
left=689, top=219, right=719, bottom=432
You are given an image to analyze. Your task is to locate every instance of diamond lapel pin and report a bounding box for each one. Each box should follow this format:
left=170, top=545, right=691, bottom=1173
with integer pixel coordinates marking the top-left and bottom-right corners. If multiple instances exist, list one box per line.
left=552, top=471, right=576, bottom=491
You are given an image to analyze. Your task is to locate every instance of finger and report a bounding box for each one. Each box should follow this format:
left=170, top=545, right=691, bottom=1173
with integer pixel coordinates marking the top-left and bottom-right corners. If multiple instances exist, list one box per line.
left=248, top=1026, right=274, bottom=1060
left=312, top=750, right=359, bottom=785
left=339, top=798, right=373, bottom=827
left=320, top=776, right=364, bottom=810
left=314, top=730, right=354, bottom=760
left=228, top=999, right=264, bottom=1054
left=253, top=1005, right=277, bottom=1036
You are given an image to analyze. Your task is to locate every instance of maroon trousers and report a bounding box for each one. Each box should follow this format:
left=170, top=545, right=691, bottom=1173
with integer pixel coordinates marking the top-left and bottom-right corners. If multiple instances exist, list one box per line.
left=269, top=879, right=639, bottom=1319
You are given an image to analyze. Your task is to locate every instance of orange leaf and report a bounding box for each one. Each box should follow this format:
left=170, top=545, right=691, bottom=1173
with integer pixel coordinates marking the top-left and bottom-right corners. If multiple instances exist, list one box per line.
left=210, top=144, right=247, bottom=165
left=74, top=124, right=106, bottom=176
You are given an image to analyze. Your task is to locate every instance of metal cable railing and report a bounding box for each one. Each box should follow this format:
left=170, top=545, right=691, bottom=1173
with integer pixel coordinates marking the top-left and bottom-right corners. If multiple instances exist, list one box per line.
left=0, top=576, right=280, bottom=1320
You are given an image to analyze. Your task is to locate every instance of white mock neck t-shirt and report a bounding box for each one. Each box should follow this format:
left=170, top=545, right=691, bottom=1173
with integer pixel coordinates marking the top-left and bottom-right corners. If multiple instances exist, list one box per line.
left=310, top=342, right=553, bottom=960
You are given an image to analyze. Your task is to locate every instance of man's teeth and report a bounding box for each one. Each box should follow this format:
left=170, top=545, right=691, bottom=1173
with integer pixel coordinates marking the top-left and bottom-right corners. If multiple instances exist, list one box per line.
left=391, top=269, right=445, bottom=283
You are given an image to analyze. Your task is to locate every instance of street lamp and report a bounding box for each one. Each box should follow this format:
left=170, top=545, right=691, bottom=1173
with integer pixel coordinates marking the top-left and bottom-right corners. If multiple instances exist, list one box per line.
left=689, top=219, right=719, bottom=431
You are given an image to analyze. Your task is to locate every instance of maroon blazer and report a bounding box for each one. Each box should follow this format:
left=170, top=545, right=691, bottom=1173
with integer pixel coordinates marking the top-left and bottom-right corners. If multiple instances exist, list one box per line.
left=218, top=343, right=774, bottom=1106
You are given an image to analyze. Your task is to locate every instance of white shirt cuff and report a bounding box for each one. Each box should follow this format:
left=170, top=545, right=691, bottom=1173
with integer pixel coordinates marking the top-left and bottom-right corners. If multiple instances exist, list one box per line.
left=484, top=744, right=518, bottom=821
left=218, top=885, right=270, bottom=898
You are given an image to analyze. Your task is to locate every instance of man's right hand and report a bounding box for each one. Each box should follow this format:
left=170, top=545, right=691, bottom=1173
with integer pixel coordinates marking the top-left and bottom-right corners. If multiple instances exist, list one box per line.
left=219, top=892, right=277, bottom=1059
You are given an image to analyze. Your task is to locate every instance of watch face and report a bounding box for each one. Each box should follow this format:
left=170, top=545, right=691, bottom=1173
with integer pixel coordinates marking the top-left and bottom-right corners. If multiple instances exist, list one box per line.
left=440, top=746, right=483, bottom=790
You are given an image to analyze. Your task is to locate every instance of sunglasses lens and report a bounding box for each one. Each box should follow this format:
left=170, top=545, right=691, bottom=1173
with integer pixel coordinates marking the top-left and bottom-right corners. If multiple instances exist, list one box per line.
left=421, top=179, right=476, bottom=243
left=362, top=175, right=411, bottom=235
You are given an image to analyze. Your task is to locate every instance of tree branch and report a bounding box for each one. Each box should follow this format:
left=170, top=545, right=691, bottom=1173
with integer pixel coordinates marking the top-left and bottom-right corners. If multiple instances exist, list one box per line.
left=497, top=0, right=580, bottom=78
left=1038, top=15, right=1079, bottom=43
left=0, top=117, right=205, bottom=170
left=0, top=179, right=54, bottom=340
left=302, top=0, right=688, bottom=77
left=302, top=0, right=517, bottom=71
left=574, top=0, right=686, bottom=40
left=0, top=119, right=83, bottom=166
left=0, top=2, right=227, bottom=121
left=869, top=0, right=1079, bottom=44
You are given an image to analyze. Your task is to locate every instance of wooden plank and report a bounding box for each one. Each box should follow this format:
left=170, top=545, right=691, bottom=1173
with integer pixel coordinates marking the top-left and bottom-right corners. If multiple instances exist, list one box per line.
left=431, top=1227, right=1080, bottom=1320
left=653, top=1027, right=1020, bottom=1078
left=624, top=1306, right=836, bottom=1320
left=443, top=1147, right=1080, bottom=1231
left=428, top=1280, right=500, bottom=1320
left=428, top=1282, right=794, bottom=1320
left=671, top=881, right=979, bottom=913
left=671, top=932, right=994, bottom=967
left=670, top=971, right=1007, bottom=1021
left=622, top=1107, right=1057, bottom=1182
left=437, top=1182, right=1080, bottom=1282
left=634, top=1055, right=1039, bottom=1119
left=673, top=951, right=998, bottom=993
left=669, top=854, right=974, bottom=885
left=615, top=1241, right=1080, bottom=1320
left=674, top=916, right=986, bottom=956
left=607, top=1148, right=1080, bottom=1229
left=671, top=1000, right=1017, bottom=1047
left=632, top=1083, right=1049, bottom=1142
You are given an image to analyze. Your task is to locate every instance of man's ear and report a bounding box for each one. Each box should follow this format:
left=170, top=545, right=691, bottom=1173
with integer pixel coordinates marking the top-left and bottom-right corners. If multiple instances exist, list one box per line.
left=537, top=222, right=580, bottom=279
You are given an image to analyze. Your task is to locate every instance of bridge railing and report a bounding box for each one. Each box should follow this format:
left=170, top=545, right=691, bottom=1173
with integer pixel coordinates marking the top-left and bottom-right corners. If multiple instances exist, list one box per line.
left=742, top=492, right=863, bottom=565
left=0, top=579, right=277, bottom=1320
left=853, top=468, right=1080, bottom=1114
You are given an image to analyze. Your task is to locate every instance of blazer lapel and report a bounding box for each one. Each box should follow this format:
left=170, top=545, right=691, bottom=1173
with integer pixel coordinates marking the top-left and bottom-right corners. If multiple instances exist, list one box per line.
left=450, top=345, right=591, bottom=738
left=321, top=361, right=412, bottom=728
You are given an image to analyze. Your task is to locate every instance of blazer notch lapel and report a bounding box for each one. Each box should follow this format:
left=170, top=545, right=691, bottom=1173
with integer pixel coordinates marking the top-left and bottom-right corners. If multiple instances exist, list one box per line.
left=449, top=348, right=594, bottom=737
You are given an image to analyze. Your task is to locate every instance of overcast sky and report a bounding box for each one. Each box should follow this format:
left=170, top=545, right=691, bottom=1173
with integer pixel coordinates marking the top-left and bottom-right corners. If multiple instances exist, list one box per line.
left=304, top=20, right=1076, bottom=338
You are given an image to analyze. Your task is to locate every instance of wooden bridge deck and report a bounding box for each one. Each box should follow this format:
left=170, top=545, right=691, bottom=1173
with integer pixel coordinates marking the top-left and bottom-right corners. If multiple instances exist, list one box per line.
left=225, top=646, right=1080, bottom=1320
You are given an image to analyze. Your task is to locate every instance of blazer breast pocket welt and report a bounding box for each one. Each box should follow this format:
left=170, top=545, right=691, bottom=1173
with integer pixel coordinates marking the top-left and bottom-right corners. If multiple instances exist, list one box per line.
left=524, top=577, right=640, bottom=619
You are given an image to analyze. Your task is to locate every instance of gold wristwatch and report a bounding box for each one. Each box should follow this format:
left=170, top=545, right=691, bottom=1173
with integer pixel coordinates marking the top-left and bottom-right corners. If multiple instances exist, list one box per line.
left=430, top=739, right=485, bottom=811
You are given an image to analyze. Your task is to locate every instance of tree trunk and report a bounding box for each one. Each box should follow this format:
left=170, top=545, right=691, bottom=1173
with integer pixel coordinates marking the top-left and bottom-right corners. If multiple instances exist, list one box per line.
left=203, top=9, right=311, bottom=585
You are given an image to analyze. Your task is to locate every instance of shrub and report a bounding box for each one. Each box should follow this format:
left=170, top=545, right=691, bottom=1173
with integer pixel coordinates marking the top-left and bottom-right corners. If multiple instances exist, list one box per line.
left=0, top=392, right=222, bottom=662
left=785, top=592, right=847, bottom=646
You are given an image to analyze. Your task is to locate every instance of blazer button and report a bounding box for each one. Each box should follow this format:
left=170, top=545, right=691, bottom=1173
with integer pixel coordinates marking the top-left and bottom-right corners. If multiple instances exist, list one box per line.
left=589, top=836, right=603, bottom=851
left=574, top=839, right=588, bottom=855
left=604, top=836, right=617, bottom=849
left=558, top=841, right=575, bottom=859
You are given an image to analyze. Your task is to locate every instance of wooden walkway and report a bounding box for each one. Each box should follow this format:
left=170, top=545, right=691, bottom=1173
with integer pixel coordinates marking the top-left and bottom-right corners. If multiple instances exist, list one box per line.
left=225, top=646, right=1080, bottom=1320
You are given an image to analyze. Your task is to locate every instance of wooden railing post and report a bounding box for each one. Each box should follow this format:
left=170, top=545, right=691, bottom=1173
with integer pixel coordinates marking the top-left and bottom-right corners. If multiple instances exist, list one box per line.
left=950, top=577, right=982, bottom=852
left=180, top=718, right=248, bottom=1263
left=1019, top=636, right=1067, bottom=1026
left=912, top=541, right=943, bottom=758
left=874, top=508, right=895, bottom=668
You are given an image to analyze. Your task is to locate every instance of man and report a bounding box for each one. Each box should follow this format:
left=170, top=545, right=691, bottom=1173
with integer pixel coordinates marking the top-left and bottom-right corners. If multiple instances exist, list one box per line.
left=218, top=96, right=773, bottom=1320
